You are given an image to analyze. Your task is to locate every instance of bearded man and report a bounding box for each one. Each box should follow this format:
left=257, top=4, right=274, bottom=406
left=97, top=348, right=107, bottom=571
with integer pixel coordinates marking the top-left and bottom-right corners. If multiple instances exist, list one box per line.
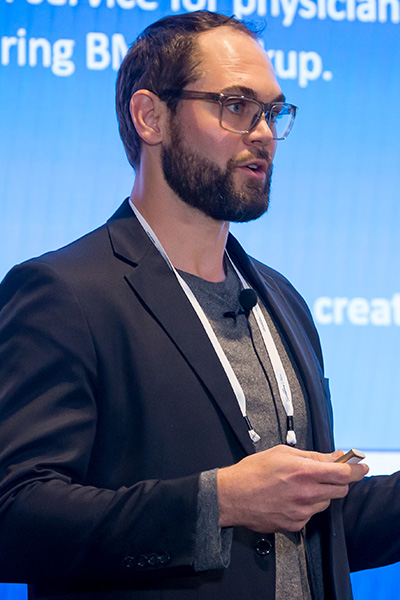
left=1, top=10, right=400, bottom=600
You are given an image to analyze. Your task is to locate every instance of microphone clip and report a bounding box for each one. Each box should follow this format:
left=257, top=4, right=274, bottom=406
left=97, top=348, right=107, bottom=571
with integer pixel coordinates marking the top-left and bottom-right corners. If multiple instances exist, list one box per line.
left=223, top=310, right=239, bottom=321
left=223, top=289, right=258, bottom=321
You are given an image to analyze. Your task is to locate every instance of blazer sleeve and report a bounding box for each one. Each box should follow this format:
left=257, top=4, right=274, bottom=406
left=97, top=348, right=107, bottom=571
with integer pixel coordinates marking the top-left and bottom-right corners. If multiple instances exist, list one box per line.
left=0, top=261, right=199, bottom=584
left=342, top=472, right=400, bottom=572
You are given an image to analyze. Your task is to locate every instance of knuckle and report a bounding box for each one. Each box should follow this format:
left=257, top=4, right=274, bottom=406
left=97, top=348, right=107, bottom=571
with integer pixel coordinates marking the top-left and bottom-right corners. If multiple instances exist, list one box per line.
left=292, top=504, right=312, bottom=522
left=321, top=499, right=331, bottom=511
left=337, top=484, right=349, bottom=498
left=294, top=482, right=320, bottom=505
left=285, top=517, right=308, bottom=532
left=336, top=467, right=351, bottom=485
left=296, top=488, right=313, bottom=505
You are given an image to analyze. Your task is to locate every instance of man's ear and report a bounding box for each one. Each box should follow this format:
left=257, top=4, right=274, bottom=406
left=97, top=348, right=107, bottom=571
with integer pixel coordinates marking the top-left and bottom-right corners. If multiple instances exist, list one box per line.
left=130, top=90, right=167, bottom=146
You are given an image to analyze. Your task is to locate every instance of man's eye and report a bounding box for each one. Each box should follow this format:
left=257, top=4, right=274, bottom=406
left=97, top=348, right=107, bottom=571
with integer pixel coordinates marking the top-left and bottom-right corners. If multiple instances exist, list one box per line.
left=269, top=104, right=290, bottom=122
left=268, top=107, right=283, bottom=123
left=225, top=100, right=246, bottom=114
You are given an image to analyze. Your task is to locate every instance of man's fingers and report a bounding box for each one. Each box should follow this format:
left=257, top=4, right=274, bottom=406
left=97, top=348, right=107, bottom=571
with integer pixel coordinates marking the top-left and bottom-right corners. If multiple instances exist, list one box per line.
left=302, top=449, right=343, bottom=463
left=329, top=449, right=344, bottom=461
left=316, top=461, right=369, bottom=485
left=287, top=447, right=345, bottom=464
left=288, top=447, right=369, bottom=484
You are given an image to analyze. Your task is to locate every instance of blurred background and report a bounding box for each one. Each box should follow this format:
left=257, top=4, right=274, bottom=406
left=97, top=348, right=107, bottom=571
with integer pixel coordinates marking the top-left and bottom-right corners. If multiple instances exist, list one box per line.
left=1, top=0, right=399, bottom=597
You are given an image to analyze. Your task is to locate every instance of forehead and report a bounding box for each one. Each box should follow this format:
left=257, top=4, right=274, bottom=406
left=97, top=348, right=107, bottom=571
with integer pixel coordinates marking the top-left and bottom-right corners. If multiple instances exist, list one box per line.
left=193, top=27, right=281, bottom=100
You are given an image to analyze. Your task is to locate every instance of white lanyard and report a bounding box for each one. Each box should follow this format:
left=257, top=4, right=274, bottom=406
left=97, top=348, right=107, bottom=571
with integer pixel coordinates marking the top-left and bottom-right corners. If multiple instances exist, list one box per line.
left=228, top=259, right=296, bottom=446
left=130, top=201, right=296, bottom=446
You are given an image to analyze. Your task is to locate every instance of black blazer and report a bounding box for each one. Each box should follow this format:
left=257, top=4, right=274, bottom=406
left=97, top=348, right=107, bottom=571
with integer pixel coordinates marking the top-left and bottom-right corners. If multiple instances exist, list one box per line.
left=0, top=200, right=399, bottom=600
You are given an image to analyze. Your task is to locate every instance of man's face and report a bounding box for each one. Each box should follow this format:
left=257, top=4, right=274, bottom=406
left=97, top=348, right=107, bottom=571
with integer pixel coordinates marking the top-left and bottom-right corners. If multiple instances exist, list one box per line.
left=161, top=27, right=283, bottom=223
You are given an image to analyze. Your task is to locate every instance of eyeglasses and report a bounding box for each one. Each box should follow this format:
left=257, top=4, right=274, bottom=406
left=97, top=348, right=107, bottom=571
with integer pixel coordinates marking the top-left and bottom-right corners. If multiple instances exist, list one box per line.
left=158, top=90, right=297, bottom=140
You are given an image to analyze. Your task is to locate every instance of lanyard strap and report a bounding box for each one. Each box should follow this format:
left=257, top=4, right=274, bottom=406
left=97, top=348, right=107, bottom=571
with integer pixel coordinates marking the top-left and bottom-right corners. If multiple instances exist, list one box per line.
left=130, top=201, right=295, bottom=445
left=175, top=271, right=260, bottom=444
left=228, top=259, right=296, bottom=446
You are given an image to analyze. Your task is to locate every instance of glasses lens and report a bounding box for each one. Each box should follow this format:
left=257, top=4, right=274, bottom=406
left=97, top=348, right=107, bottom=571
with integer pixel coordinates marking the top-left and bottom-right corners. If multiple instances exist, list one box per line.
left=267, top=104, right=295, bottom=140
left=221, top=97, right=261, bottom=134
left=221, top=98, right=295, bottom=139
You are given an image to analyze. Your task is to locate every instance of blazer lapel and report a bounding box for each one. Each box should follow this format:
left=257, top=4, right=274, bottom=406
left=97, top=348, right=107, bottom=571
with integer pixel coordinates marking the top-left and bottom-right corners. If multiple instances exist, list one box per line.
left=107, top=201, right=255, bottom=456
left=107, top=201, right=334, bottom=454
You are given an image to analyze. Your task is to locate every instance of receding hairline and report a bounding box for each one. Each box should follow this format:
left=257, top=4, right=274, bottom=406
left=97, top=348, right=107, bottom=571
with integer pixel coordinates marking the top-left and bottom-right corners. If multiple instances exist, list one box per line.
left=178, top=24, right=261, bottom=89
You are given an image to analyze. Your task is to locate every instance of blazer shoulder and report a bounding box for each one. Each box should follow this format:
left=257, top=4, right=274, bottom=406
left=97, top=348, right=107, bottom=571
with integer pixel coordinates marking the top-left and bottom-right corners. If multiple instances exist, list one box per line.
left=35, top=222, right=111, bottom=272
left=1, top=220, right=114, bottom=296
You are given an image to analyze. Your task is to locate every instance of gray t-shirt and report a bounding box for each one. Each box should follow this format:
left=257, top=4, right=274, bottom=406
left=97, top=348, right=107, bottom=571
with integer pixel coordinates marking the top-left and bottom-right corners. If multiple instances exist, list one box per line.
left=179, top=260, right=324, bottom=599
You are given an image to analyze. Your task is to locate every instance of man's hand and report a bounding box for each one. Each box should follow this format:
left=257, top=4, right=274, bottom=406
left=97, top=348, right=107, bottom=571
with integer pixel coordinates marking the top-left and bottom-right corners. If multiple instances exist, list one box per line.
left=217, top=444, right=369, bottom=532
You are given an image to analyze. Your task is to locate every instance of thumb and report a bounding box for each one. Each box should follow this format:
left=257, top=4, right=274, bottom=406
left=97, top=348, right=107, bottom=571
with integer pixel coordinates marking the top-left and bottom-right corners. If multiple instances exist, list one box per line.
left=305, top=449, right=344, bottom=463
left=329, top=449, right=344, bottom=462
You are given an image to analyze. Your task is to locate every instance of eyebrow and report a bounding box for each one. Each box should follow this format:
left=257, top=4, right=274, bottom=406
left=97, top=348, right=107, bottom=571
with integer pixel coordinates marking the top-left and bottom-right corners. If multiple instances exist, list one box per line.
left=219, top=85, right=286, bottom=104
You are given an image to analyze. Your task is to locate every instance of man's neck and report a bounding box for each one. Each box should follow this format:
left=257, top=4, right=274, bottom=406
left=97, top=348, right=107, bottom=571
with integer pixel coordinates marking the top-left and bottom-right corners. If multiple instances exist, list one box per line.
left=130, top=173, right=229, bottom=283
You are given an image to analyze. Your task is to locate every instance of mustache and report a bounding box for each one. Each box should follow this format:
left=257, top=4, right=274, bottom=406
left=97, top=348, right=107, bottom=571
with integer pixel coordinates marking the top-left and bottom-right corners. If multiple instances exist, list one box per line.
left=230, top=149, right=273, bottom=169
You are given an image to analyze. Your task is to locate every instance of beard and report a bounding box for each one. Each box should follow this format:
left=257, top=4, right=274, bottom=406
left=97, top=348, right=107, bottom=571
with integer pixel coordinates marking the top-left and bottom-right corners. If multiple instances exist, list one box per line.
left=161, top=116, right=273, bottom=223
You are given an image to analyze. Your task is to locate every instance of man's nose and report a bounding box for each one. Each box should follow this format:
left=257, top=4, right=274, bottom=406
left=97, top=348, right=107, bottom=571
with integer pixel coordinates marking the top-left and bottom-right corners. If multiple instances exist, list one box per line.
left=245, top=113, right=275, bottom=147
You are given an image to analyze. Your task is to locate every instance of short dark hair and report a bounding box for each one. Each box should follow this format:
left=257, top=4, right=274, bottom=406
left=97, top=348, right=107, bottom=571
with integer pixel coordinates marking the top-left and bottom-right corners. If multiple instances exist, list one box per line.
left=116, top=10, right=258, bottom=169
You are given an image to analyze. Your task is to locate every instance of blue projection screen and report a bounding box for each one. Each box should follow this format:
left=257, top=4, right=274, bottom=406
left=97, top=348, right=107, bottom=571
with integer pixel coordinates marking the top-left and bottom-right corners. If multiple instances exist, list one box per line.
left=1, top=0, right=399, bottom=597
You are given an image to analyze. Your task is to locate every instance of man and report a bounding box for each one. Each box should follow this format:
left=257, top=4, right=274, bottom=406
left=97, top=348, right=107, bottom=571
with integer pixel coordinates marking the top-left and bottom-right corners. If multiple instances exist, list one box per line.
left=0, top=10, right=400, bottom=600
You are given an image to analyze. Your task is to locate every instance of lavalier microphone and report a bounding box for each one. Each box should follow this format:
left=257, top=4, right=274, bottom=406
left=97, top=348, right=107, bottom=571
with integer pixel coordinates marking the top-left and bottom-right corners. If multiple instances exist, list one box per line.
left=223, top=289, right=258, bottom=320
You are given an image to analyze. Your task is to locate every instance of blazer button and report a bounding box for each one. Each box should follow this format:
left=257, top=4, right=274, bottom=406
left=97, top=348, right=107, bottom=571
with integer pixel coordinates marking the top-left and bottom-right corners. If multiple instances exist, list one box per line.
left=136, top=554, right=148, bottom=568
left=255, top=537, right=273, bottom=556
left=123, top=556, right=135, bottom=569
left=157, top=551, right=171, bottom=565
left=147, top=553, right=158, bottom=566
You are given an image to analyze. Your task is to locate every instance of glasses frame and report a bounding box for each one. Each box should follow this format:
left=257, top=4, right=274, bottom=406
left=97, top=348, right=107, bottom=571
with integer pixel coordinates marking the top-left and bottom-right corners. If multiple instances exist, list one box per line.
left=157, top=89, right=298, bottom=140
